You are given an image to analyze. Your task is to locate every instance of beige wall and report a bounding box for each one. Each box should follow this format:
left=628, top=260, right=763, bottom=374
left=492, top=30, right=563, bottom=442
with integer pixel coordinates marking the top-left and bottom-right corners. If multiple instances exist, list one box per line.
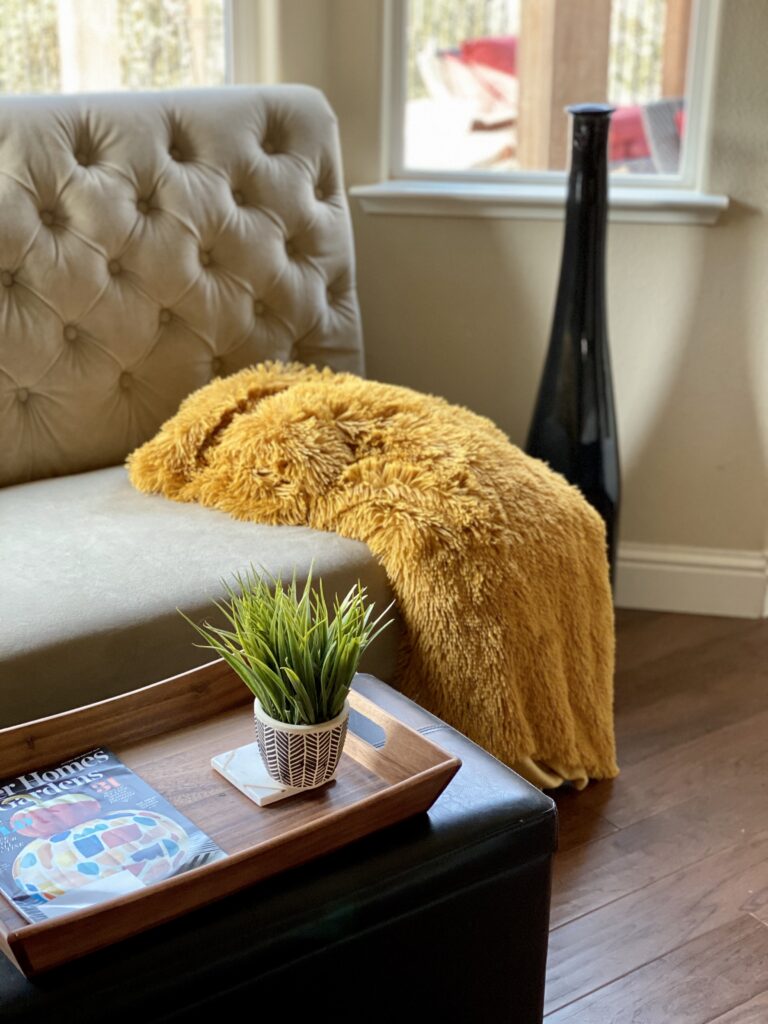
left=278, top=0, right=768, bottom=556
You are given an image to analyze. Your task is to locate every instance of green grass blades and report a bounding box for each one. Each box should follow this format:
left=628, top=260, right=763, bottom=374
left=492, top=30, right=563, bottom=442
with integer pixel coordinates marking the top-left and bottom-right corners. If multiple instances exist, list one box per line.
left=179, top=567, right=393, bottom=725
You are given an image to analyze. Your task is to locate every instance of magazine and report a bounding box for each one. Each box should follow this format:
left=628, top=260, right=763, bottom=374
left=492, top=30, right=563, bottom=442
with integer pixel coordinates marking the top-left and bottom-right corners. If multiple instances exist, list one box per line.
left=0, top=747, right=226, bottom=923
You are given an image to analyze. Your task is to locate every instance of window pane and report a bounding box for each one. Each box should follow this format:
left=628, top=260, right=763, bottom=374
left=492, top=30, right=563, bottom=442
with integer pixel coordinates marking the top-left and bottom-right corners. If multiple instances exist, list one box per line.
left=403, top=0, right=691, bottom=176
left=0, top=0, right=227, bottom=95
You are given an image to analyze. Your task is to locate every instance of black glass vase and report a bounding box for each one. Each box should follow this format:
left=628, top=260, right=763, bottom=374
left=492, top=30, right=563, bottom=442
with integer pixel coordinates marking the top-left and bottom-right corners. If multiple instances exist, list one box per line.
left=526, top=103, right=620, bottom=583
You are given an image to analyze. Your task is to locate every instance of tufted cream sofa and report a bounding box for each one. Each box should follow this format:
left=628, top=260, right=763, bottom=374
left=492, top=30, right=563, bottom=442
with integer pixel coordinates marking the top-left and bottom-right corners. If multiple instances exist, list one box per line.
left=0, top=85, right=397, bottom=726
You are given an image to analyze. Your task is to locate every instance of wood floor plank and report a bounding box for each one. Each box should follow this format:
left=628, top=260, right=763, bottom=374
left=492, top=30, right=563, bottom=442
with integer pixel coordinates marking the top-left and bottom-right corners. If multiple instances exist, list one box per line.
left=545, top=831, right=768, bottom=1013
left=553, top=791, right=619, bottom=853
left=545, top=915, right=768, bottom=1024
left=705, top=990, right=768, bottom=1023
left=546, top=613, right=768, bottom=1019
left=613, top=610, right=753, bottom=676
left=574, top=706, right=768, bottom=830
left=552, top=777, right=768, bottom=927
left=613, top=623, right=768, bottom=765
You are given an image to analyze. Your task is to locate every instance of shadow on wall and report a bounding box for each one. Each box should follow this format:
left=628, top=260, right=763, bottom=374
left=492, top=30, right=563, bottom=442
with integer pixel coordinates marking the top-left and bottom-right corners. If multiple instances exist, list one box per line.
left=351, top=206, right=556, bottom=445
left=620, top=200, right=767, bottom=551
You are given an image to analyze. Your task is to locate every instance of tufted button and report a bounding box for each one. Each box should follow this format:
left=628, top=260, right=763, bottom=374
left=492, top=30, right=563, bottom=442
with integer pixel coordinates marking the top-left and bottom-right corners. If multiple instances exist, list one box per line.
left=200, top=250, right=212, bottom=267
left=314, top=185, right=326, bottom=201
left=254, top=299, right=266, bottom=316
left=75, top=151, right=90, bottom=166
left=285, top=239, right=295, bottom=257
left=1, top=271, right=14, bottom=288
left=40, top=209, right=55, bottom=226
left=232, top=190, right=244, bottom=206
left=159, top=308, right=172, bottom=325
left=119, top=372, right=132, bottom=390
left=136, top=198, right=151, bottom=215
left=326, top=287, right=335, bottom=304
left=262, top=140, right=275, bottom=155
left=169, top=146, right=182, bottom=161
left=108, top=259, right=121, bottom=276
left=16, top=387, right=29, bottom=403
left=211, top=357, right=222, bottom=374
left=64, top=324, right=78, bottom=341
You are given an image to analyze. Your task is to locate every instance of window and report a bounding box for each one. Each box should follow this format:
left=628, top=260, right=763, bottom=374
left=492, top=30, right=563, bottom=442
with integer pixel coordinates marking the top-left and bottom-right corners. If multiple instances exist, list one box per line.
left=0, top=0, right=228, bottom=95
left=392, top=0, right=711, bottom=184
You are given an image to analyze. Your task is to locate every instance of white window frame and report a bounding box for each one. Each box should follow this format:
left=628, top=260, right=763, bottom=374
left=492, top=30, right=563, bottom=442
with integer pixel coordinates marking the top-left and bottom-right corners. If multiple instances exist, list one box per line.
left=228, top=0, right=280, bottom=86
left=2, top=0, right=236, bottom=96
left=351, top=0, right=728, bottom=224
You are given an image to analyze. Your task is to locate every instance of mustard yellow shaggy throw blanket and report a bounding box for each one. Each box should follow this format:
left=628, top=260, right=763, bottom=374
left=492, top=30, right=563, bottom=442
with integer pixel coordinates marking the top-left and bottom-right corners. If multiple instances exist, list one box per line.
left=128, top=362, right=618, bottom=789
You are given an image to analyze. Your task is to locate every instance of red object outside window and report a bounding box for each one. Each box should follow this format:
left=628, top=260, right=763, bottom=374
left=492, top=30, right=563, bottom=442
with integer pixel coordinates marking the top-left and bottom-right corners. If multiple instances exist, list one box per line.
left=440, top=35, right=668, bottom=166
left=608, top=106, right=651, bottom=162
left=460, top=35, right=518, bottom=76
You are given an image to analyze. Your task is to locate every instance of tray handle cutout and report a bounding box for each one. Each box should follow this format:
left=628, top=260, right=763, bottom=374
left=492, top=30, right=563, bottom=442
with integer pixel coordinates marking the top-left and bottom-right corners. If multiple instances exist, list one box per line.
left=348, top=707, right=387, bottom=748
left=345, top=690, right=448, bottom=782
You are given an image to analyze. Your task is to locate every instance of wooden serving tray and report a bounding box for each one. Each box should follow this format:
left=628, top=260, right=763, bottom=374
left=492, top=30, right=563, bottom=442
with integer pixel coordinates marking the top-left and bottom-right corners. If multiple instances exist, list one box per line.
left=0, top=661, right=460, bottom=977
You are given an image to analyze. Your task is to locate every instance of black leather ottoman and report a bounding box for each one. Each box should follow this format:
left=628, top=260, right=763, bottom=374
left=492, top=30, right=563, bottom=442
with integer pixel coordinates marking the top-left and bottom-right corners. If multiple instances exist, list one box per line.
left=0, top=676, right=557, bottom=1023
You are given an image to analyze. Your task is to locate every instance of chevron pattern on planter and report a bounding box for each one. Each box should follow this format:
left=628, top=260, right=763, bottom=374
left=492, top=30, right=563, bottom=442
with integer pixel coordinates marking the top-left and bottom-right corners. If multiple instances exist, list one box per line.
left=254, top=710, right=349, bottom=790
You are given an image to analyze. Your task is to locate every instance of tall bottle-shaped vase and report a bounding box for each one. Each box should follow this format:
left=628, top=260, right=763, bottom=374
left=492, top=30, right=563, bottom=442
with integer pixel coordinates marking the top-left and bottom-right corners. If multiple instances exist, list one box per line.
left=526, top=103, right=620, bottom=585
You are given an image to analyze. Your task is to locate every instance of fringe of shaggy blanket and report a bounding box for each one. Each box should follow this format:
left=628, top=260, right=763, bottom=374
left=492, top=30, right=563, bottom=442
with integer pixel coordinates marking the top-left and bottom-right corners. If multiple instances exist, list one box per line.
left=128, top=362, right=618, bottom=789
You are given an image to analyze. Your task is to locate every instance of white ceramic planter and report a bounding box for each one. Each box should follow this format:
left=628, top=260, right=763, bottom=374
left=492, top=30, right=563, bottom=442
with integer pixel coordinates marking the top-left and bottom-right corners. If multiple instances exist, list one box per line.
left=253, top=699, right=350, bottom=790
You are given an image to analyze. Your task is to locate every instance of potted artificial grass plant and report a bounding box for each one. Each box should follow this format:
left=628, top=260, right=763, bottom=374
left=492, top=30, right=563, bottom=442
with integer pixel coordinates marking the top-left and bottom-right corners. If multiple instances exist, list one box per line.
left=182, top=569, right=392, bottom=790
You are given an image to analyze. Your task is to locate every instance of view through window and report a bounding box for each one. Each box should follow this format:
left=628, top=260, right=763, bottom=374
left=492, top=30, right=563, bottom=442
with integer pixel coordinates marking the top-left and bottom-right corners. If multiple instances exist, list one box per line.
left=0, top=0, right=227, bottom=94
left=403, top=0, right=693, bottom=176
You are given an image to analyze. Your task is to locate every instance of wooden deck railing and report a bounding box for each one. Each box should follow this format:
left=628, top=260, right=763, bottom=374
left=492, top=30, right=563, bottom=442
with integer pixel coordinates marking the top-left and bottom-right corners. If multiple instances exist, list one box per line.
left=406, top=0, right=692, bottom=171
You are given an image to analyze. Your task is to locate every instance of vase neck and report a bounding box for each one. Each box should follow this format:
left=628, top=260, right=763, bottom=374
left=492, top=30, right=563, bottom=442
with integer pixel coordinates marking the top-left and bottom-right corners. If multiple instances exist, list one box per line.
left=558, top=109, right=613, bottom=316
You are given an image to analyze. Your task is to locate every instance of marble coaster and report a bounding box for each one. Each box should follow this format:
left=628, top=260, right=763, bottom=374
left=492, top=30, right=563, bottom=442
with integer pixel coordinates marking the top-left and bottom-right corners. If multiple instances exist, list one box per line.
left=212, top=742, right=310, bottom=806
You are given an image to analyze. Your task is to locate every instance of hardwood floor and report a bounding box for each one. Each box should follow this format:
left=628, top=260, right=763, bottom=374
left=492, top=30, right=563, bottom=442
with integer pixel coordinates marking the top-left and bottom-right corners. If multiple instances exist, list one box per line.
left=545, top=609, right=768, bottom=1023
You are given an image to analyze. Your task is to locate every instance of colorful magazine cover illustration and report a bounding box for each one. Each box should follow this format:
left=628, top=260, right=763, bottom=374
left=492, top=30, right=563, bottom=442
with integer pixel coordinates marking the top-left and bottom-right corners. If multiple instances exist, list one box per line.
left=0, top=747, right=226, bottom=923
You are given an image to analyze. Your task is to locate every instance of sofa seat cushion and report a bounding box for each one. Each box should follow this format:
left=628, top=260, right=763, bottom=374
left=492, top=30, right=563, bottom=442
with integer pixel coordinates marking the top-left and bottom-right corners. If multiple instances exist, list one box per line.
left=0, top=466, right=397, bottom=727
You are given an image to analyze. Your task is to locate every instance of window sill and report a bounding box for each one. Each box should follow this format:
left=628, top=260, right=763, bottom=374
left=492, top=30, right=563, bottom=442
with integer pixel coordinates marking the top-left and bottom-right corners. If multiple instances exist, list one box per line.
left=349, top=181, right=729, bottom=225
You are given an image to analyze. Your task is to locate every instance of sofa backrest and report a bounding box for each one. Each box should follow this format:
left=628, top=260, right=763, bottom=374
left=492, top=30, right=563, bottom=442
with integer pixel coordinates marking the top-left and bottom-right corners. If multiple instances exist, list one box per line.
left=0, top=85, right=364, bottom=487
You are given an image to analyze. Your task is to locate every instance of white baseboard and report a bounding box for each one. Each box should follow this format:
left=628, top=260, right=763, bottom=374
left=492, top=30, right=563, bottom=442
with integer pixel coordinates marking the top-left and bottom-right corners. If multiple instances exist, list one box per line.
left=615, top=543, right=768, bottom=619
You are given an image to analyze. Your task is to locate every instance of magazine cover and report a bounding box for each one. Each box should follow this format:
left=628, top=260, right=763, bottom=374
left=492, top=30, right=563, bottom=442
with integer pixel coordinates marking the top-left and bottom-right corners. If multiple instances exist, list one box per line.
left=0, top=747, right=226, bottom=923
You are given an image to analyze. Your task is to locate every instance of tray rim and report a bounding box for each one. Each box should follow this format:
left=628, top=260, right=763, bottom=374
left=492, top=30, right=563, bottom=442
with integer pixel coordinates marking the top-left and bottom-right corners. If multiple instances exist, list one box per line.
left=0, top=660, right=461, bottom=976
